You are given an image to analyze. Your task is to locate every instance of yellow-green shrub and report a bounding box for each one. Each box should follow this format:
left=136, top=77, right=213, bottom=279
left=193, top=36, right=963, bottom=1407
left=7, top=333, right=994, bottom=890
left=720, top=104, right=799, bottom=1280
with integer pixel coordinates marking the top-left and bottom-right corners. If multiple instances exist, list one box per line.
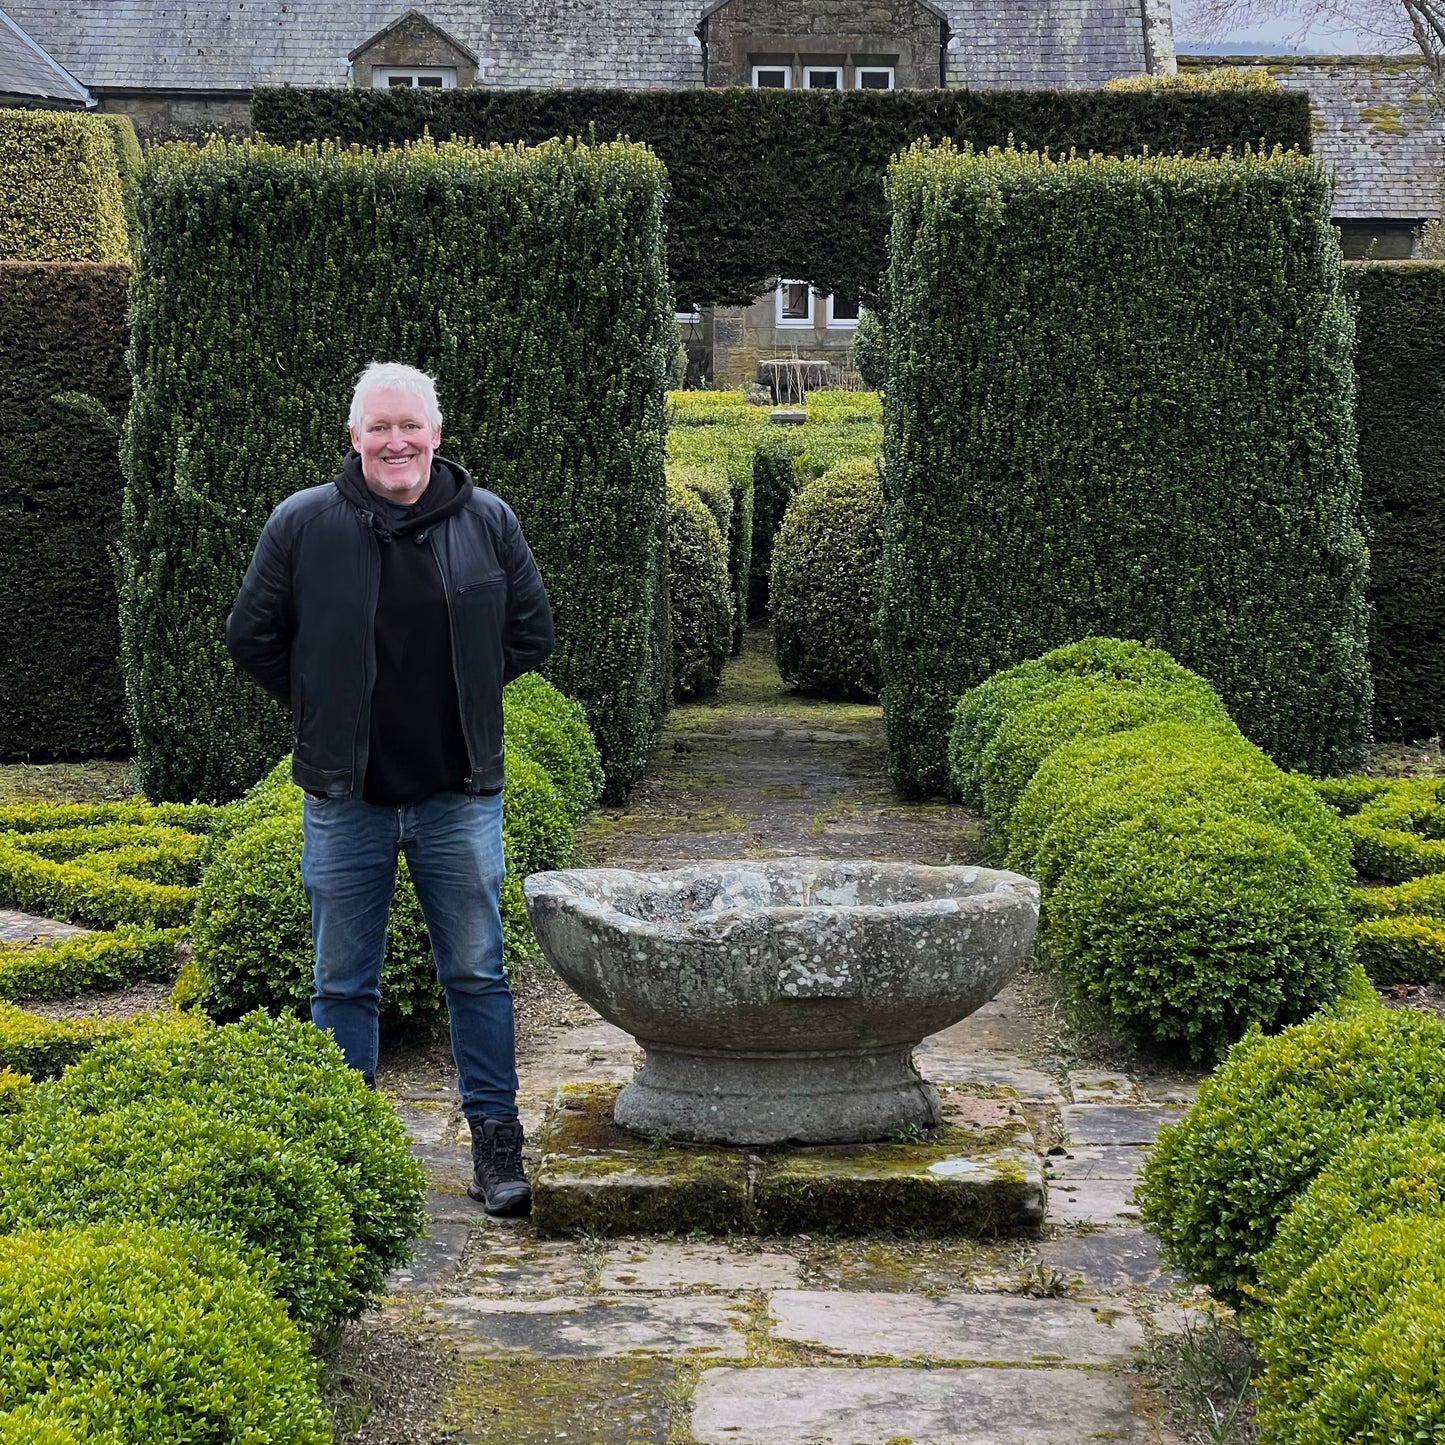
left=0, top=926, right=183, bottom=1003
left=666, top=477, right=732, bottom=700
left=0, top=1003, right=123, bottom=1078
left=0, top=110, right=128, bottom=262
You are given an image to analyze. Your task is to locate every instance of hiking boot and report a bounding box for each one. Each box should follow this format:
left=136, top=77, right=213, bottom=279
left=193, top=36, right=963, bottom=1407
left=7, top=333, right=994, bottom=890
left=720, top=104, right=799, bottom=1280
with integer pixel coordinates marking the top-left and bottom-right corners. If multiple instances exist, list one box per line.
left=468, top=1117, right=532, bottom=1216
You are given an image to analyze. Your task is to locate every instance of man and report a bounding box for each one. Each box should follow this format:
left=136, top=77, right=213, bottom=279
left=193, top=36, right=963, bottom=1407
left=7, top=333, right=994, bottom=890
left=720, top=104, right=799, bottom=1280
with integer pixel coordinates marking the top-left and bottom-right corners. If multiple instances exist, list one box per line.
left=226, top=361, right=554, bottom=1217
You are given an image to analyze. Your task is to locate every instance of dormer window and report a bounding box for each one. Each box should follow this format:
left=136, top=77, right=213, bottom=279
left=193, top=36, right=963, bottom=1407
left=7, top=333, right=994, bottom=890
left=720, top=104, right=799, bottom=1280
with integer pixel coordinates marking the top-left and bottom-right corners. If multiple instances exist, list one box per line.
left=373, top=66, right=456, bottom=88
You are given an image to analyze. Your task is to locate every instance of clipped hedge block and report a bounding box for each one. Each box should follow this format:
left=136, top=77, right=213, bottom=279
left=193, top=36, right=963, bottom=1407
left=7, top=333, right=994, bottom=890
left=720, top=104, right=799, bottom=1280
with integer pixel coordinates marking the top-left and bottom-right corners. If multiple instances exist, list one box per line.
left=1138, top=1008, right=1445, bottom=1302
left=0, top=926, right=182, bottom=1004
left=0, top=1002, right=125, bottom=1078
left=881, top=143, right=1371, bottom=792
left=666, top=477, right=732, bottom=701
left=0, top=110, right=128, bottom=262
left=771, top=466, right=882, bottom=697
left=0, top=1225, right=330, bottom=1443
left=123, top=137, right=671, bottom=804
left=0, top=263, right=131, bottom=758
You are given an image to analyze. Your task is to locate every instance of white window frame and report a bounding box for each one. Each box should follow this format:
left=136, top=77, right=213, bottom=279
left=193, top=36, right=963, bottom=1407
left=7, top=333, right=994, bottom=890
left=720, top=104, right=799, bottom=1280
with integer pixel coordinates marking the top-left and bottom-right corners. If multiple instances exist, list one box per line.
left=803, top=66, right=843, bottom=90
left=751, top=64, right=791, bottom=88
left=776, top=280, right=815, bottom=329
left=675, top=305, right=702, bottom=323
left=372, top=66, right=457, bottom=89
left=854, top=65, right=896, bottom=90
left=825, top=294, right=861, bottom=330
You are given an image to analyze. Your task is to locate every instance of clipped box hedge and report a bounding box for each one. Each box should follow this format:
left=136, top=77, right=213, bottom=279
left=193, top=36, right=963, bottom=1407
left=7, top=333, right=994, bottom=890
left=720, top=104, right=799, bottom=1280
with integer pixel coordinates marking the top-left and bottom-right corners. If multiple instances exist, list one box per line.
left=665, top=477, right=732, bottom=701
left=253, top=85, right=1311, bottom=307
left=880, top=143, right=1371, bottom=792
left=123, top=137, right=671, bottom=803
left=0, top=110, right=128, bottom=263
left=0, top=263, right=131, bottom=759
left=1346, top=261, right=1445, bottom=741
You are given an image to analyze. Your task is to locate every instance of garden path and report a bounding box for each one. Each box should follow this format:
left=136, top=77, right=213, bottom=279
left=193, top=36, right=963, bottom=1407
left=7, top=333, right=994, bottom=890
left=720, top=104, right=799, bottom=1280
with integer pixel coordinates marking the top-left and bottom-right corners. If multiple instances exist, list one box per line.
left=364, top=631, right=1205, bottom=1445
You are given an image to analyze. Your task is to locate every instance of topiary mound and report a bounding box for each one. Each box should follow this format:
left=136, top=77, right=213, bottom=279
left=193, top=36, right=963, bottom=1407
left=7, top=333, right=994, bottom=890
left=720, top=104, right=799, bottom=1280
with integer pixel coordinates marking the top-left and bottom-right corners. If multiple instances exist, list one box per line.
left=1258, top=1118, right=1445, bottom=1306
left=0, top=1099, right=357, bottom=1328
left=1048, top=804, right=1353, bottom=1060
left=666, top=476, right=732, bottom=699
left=43, top=1011, right=426, bottom=1302
left=1138, top=1008, right=1445, bottom=1302
left=1253, top=1217, right=1445, bottom=1444
left=771, top=465, right=883, bottom=698
left=0, top=1225, right=331, bottom=1444
left=502, top=674, right=604, bottom=826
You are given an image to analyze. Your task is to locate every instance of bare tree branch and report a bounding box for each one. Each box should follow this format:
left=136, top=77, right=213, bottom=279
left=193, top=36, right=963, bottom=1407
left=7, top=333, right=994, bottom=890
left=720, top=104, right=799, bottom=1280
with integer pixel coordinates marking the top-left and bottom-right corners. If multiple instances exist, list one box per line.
left=1182, top=0, right=1445, bottom=68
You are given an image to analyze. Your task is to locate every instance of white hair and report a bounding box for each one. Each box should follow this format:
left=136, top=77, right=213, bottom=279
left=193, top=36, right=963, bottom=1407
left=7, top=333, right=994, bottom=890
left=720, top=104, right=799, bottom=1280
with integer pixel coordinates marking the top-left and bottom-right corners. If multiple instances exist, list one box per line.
left=348, top=361, right=443, bottom=431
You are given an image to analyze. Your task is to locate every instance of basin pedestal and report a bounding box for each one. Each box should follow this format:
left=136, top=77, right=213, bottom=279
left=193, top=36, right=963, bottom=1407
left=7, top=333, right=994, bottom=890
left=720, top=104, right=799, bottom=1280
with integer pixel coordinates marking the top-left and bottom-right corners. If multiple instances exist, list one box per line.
left=617, top=1042, right=942, bottom=1146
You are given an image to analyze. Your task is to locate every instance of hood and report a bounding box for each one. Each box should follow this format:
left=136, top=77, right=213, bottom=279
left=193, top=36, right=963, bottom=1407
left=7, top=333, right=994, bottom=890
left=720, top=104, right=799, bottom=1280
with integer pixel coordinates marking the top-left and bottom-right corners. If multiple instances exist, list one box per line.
left=334, top=451, right=474, bottom=535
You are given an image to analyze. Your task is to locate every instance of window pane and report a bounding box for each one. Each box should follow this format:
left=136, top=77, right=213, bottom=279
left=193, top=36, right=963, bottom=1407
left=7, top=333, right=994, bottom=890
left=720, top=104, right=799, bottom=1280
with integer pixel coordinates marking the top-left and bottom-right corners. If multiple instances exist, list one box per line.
left=418, top=75, right=443, bottom=87
left=858, top=69, right=893, bottom=89
left=386, top=75, right=414, bottom=87
left=806, top=68, right=840, bottom=89
left=781, top=282, right=810, bottom=320
left=754, top=68, right=788, bottom=88
left=831, top=295, right=861, bottom=321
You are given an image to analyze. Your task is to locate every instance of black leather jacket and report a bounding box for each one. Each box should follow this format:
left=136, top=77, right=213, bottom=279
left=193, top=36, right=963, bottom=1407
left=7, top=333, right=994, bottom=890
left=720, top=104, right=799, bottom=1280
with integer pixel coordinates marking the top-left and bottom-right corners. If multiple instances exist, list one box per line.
left=225, top=455, right=554, bottom=798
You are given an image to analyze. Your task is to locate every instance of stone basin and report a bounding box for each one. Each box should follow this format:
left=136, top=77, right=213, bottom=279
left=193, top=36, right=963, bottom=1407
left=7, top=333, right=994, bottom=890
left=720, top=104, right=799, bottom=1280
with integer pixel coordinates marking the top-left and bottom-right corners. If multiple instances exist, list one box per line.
left=523, top=859, right=1041, bottom=1145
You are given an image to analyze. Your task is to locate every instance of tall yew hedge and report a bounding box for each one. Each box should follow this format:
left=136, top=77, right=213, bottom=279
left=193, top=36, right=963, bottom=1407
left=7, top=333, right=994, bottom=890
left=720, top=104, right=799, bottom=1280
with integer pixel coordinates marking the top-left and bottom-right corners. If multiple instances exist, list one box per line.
left=1346, top=261, right=1445, bottom=741
left=880, top=143, right=1371, bottom=793
left=253, top=86, right=1312, bottom=307
left=123, top=138, right=671, bottom=803
left=0, top=263, right=131, bottom=757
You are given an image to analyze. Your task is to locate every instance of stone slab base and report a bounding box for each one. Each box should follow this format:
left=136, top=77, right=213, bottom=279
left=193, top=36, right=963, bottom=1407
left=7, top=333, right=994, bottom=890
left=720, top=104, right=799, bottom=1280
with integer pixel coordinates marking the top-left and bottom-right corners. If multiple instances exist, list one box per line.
left=533, top=1081, right=1044, bottom=1239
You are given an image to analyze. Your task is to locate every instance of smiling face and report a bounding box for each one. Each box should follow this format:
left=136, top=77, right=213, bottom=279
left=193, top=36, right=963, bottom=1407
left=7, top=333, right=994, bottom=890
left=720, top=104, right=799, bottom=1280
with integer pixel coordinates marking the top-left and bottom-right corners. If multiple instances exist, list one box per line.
left=349, top=386, right=441, bottom=506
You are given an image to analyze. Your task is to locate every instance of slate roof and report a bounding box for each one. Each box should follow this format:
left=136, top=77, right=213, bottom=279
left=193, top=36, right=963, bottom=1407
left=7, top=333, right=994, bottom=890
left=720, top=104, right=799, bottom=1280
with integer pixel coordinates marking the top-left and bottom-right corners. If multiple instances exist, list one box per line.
left=0, top=6, right=91, bottom=104
left=4, top=2, right=1160, bottom=93
left=0, top=2, right=704, bottom=91
left=1182, top=57, right=1442, bottom=220
left=944, top=2, right=1152, bottom=89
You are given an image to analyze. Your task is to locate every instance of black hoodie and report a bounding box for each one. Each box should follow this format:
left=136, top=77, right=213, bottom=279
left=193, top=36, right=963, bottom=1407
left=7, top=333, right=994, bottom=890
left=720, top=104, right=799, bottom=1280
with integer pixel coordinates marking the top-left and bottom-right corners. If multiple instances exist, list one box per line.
left=333, top=453, right=477, bottom=805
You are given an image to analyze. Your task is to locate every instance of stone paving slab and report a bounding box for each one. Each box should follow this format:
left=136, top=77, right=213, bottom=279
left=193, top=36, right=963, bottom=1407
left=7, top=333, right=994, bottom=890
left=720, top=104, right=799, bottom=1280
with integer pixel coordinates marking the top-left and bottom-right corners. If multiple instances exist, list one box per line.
left=389, top=1219, right=470, bottom=1292
left=910, top=1048, right=1066, bottom=1101
left=0, top=908, right=88, bottom=943
left=1047, top=1144, right=1151, bottom=1180
left=769, top=1290, right=1144, bottom=1364
left=690, top=1366, right=1148, bottom=1444
left=1045, top=1178, right=1141, bottom=1227
left=1068, top=1069, right=1140, bottom=1103
left=1031, top=1229, right=1179, bottom=1292
left=454, top=1237, right=589, bottom=1296
left=1060, top=1105, right=1186, bottom=1146
left=600, top=1241, right=804, bottom=1293
left=422, top=1294, right=749, bottom=1359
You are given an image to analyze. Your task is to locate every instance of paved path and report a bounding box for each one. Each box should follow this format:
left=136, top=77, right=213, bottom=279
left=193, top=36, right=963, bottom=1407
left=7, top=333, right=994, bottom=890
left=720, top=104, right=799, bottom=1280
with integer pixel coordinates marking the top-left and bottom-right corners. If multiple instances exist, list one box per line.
left=371, top=633, right=1206, bottom=1444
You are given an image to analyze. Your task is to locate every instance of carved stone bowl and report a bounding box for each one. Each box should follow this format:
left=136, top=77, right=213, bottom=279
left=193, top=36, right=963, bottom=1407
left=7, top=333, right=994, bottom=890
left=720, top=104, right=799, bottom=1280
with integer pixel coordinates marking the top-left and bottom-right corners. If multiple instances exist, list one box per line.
left=523, top=858, right=1040, bottom=1146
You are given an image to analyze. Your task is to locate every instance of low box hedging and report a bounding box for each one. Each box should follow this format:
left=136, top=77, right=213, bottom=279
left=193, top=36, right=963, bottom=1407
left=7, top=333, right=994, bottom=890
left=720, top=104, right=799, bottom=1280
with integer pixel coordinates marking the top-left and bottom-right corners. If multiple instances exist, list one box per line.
left=1345, top=261, right=1445, bottom=741
left=881, top=143, right=1371, bottom=792
left=191, top=675, right=600, bottom=1020
left=253, top=85, right=1310, bottom=307
left=1340, top=779, right=1445, bottom=882
left=123, top=136, right=671, bottom=804
left=1137, top=1007, right=1445, bottom=1302
left=0, top=262, right=132, bottom=759
left=1253, top=1217, right=1445, bottom=1443
left=771, top=465, right=883, bottom=697
left=0, top=110, right=128, bottom=263
left=948, top=639, right=1356, bottom=1058
left=0, top=926, right=183, bottom=1003
left=0, top=1003, right=125, bottom=1078
left=0, top=1225, right=330, bottom=1443
left=46, top=1010, right=427, bottom=1300
left=0, top=1099, right=358, bottom=1328
left=665, top=477, right=732, bottom=701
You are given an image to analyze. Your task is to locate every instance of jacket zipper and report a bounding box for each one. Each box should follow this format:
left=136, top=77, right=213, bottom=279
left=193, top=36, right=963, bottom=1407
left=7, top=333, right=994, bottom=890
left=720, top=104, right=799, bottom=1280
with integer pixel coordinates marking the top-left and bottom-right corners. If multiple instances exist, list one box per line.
left=428, top=531, right=477, bottom=786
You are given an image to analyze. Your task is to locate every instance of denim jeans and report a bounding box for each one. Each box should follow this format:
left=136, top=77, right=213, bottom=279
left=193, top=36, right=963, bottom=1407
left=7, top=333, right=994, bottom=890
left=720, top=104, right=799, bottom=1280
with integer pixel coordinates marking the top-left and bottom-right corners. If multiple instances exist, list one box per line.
left=300, top=790, right=517, bottom=1124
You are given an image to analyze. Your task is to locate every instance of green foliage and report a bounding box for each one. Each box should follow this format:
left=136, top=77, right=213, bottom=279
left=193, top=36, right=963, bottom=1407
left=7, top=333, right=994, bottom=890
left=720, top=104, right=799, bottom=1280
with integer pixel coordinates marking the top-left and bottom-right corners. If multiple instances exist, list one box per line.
left=771, top=467, right=882, bottom=697
left=851, top=310, right=887, bottom=390
left=0, top=263, right=131, bottom=758
left=0, top=1225, right=330, bottom=1443
left=0, top=1099, right=358, bottom=1328
left=0, top=925, right=183, bottom=1003
left=1105, top=66, right=1280, bottom=91
left=1138, top=1010, right=1445, bottom=1301
left=665, top=477, right=732, bottom=701
left=1353, top=916, right=1445, bottom=984
left=803, top=390, right=882, bottom=426
left=1254, top=1217, right=1445, bottom=1444
left=881, top=143, right=1371, bottom=793
left=501, top=674, right=604, bottom=826
left=46, top=1010, right=427, bottom=1300
left=0, top=1003, right=125, bottom=1078
left=1345, top=261, right=1445, bottom=740
left=253, top=86, right=1311, bottom=307
left=1048, top=805, right=1353, bottom=1059
left=0, top=1068, right=31, bottom=1114
left=667, top=389, right=752, bottom=425
left=95, top=114, right=142, bottom=257
left=123, top=136, right=671, bottom=804
left=1342, top=778, right=1445, bottom=881
left=748, top=434, right=802, bottom=622
left=0, top=110, right=128, bottom=262
left=1258, top=1119, right=1445, bottom=1305
left=1309, top=773, right=1394, bottom=816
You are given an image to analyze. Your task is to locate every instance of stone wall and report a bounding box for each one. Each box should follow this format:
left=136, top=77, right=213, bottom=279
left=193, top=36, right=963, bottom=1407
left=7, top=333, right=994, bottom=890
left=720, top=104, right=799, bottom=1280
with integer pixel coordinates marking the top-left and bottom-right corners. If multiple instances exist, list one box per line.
left=96, top=92, right=251, bottom=140
left=704, top=0, right=943, bottom=89
left=708, top=290, right=859, bottom=389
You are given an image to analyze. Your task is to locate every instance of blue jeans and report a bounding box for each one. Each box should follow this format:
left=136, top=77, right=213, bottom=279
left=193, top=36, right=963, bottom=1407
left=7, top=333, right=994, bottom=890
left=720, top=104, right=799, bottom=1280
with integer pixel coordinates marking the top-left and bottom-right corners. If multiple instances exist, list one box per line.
left=300, top=790, right=518, bottom=1125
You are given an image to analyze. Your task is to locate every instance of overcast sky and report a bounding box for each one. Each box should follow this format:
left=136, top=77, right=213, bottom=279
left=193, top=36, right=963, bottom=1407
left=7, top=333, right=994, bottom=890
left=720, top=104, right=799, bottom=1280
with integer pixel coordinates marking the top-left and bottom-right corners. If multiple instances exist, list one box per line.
left=1173, top=7, right=1398, bottom=53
